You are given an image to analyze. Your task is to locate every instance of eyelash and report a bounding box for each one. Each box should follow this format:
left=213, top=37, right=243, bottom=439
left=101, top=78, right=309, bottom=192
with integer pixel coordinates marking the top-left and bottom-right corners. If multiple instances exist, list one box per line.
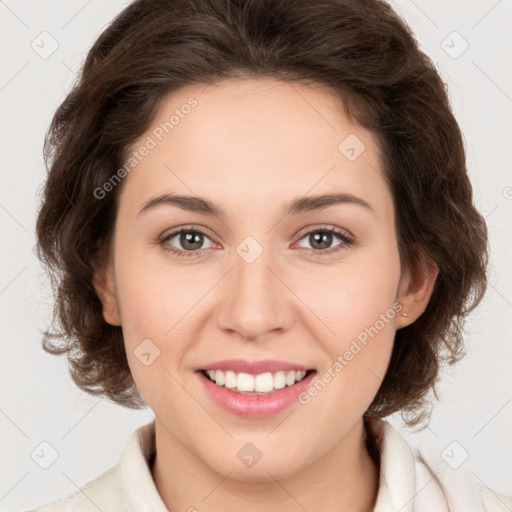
left=158, top=225, right=355, bottom=259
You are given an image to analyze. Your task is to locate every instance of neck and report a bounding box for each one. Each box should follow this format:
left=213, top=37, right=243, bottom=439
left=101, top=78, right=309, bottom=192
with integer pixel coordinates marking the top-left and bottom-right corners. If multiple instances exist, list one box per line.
left=151, top=417, right=380, bottom=512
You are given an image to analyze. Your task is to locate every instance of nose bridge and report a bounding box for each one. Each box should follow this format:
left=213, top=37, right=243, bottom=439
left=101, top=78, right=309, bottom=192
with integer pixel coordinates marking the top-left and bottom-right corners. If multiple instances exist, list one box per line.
left=217, top=236, right=287, bottom=340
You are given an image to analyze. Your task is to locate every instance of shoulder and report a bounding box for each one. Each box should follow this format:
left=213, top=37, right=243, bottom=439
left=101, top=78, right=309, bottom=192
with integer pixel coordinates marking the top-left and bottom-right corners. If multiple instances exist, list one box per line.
left=412, top=445, right=511, bottom=512
left=479, top=485, right=512, bottom=512
left=370, top=419, right=510, bottom=512
left=28, top=465, right=123, bottom=511
left=28, top=420, right=159, bottom=512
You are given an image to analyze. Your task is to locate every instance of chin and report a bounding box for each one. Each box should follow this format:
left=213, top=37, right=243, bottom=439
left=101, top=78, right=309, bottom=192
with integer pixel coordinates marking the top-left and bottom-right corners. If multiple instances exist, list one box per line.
left=205, top=448, right=307, bottom=483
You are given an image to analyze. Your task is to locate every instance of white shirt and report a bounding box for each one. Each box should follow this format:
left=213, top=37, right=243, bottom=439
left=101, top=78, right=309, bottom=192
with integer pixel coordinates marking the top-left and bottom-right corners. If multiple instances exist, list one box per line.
left=30, top=418, right=511, bottom=511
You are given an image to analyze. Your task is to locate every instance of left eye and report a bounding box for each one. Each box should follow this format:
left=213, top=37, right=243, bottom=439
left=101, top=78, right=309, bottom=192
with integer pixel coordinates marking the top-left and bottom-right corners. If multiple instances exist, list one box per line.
left=295, top=228, right=354, bottom=252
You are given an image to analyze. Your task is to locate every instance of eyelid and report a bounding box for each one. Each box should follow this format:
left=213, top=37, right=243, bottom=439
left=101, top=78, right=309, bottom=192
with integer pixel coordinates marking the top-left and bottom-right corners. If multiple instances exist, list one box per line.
left=159, top=224, right=216, bottom=241
left=294, top=223, right=354, bottom=241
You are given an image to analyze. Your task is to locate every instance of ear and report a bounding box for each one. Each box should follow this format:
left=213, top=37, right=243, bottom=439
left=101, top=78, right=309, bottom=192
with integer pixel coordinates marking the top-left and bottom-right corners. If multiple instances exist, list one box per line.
left=395, top=248, right=439, bottom=329
left=92, top=257, right=121, bottom=326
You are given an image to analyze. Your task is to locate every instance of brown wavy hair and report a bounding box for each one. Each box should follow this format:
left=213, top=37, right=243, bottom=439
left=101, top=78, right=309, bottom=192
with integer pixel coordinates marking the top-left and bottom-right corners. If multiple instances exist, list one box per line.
left=35, top=0, right=488, bottom=427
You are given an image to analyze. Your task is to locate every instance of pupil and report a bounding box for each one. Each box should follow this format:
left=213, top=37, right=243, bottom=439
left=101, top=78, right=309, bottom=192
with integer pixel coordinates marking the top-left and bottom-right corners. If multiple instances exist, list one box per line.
left=181, top=231, right=203, bottom=250
left=311, top=232, right=332, bottom=250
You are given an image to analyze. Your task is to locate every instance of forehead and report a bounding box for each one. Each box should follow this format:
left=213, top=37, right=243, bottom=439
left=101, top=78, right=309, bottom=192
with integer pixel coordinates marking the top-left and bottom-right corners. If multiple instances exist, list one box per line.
left=118, top=77, right=393, bottom=222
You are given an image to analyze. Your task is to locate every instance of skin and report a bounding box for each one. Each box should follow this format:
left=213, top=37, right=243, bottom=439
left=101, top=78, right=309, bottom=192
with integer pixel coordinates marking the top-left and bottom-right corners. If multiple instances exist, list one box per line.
left=94, top=77, right=438, bottom=511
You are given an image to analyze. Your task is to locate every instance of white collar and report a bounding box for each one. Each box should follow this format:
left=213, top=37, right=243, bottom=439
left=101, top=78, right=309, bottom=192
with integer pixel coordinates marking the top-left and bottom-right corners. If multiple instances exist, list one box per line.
left=116, top=418, right=487, bottom=511
left=118, top=419, right=168, bottom=511
left=369, top=417, right=487, bottom=512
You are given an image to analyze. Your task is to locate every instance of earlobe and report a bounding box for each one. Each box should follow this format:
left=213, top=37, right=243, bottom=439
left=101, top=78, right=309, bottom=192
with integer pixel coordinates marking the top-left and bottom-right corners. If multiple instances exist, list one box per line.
left=396, top=250, right=439, bottom=329
left=92, top=262, right=121, bottom=326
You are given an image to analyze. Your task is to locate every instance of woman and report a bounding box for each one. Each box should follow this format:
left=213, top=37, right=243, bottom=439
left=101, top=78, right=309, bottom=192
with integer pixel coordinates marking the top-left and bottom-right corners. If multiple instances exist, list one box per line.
left=31, top=0, right=510, bottom=510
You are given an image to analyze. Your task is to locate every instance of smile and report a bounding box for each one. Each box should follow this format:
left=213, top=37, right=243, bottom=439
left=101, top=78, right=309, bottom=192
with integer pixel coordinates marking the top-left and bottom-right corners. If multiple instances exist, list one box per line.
left=197, top=365, right=317, bottom=418
left=201, top=369, right=312, bottom=395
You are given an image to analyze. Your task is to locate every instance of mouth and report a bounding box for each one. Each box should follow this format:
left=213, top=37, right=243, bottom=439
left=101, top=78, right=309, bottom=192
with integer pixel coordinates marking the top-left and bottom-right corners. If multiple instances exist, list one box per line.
left=198, top=368, right=317, bottom=395
left=196, top=362, right=318, bottom=418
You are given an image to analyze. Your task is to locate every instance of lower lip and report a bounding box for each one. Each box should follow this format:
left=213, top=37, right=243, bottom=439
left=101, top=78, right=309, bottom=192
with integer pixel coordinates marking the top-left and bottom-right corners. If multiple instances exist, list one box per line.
left=197, top=370, right=316, bottom=418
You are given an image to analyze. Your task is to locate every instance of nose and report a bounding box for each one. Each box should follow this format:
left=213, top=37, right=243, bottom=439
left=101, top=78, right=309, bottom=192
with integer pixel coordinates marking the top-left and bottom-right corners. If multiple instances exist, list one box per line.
left=216, top=247, right=292, bottom=342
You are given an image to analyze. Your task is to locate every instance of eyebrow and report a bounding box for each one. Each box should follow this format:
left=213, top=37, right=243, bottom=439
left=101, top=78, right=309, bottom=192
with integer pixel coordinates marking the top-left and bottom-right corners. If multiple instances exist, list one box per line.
left=137, top=192, right=375, bottom=218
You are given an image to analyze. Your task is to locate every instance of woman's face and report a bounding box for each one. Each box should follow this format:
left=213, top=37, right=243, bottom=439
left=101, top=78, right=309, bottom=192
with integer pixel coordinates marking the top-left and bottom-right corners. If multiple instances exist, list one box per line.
left=99, top=77, right=411, bottom=480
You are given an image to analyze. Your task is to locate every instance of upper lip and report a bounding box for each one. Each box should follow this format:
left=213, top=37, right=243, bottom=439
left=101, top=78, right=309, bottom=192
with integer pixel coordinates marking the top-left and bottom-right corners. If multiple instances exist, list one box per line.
left=199, top=359, right=314, bottom=375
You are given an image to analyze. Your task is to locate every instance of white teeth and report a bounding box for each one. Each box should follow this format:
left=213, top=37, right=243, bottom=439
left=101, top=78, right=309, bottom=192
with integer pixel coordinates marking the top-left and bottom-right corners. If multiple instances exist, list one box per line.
left=237, top=372, right=255, bottom=392
left=255, top=372, right=274, bottom=392
left=224, top=370, right=237, bottom=389
left=204, top=369, right=309, bottom=393
left=214, top=369, right=225, bottom=385
left=273, top=371, right=286, bottom=389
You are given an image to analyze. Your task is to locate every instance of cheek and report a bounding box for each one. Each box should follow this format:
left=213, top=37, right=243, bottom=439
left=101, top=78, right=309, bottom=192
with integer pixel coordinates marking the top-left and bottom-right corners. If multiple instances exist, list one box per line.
left=299, top=246, right=401, bottom=342
left=298, top=277, right=398, bottom=426
left=110, top=255, right=187, bottom=391
left=114, top=263, right=197, bottom=411
left=114, top=253, right=203, bottom=341
left=297, top=243, right=401, bottom=399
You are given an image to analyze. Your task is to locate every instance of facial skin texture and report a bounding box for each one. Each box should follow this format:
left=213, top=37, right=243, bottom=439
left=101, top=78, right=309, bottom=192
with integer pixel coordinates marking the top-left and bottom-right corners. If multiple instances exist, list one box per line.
left=94, top=77, right=438, bottom=512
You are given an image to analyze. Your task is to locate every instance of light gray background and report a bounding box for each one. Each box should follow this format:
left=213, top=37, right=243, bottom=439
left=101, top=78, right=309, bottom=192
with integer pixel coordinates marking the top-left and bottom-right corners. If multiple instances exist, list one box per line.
left=1, top=1, right=511, bottom=510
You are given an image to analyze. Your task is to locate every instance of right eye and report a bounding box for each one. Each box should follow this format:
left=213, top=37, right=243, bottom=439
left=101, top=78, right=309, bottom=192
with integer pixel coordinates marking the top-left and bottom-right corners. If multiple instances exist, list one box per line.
left=159, top=227, right=217, bottom=258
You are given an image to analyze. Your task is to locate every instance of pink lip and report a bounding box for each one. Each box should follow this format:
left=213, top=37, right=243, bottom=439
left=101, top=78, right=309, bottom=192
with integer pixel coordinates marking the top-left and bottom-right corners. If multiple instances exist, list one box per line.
left=199, top=359, right=313, bottom=374
left=196, top=369, right=316, bottom=418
